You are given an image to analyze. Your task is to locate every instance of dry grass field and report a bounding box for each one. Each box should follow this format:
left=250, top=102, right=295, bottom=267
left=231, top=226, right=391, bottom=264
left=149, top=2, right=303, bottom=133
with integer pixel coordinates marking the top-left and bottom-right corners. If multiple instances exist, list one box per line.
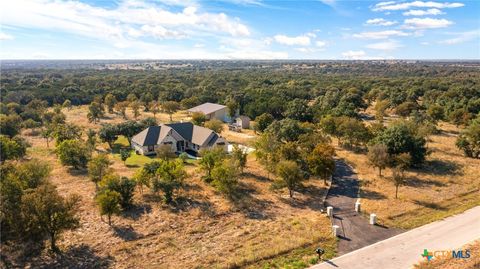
left=336, top=116, right=480, bottom=229
left=414, top=240, right=480, bottom=269
left=17, top=106, right=336, bottom=269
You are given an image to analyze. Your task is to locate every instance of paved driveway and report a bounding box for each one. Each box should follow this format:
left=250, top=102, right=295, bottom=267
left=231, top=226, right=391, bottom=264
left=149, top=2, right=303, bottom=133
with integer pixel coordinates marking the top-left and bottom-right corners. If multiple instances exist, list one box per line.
left=311, top=206, right=480, bottom=269
left=326, top=160, right=402, bottom=255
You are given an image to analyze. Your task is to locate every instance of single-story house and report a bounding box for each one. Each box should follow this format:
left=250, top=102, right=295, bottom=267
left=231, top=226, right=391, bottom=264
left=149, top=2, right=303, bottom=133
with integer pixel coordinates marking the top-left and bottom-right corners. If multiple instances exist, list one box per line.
left=235, top=115, right=250, bottom=129
left=131, top=122, right=228, bottom=156
left=187, top=102, right=229, bottom=122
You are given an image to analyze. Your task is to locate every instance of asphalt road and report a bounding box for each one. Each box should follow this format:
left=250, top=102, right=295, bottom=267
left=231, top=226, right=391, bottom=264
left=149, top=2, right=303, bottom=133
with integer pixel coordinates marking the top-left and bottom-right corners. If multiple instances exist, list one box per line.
left=311, top=206, right=480, bottom=269
left=326, top=160, right=402, bottom=254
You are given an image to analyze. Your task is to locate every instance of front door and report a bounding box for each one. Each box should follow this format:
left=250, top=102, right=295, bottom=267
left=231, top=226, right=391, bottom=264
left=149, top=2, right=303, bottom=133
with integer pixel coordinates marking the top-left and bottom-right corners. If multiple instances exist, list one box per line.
left=176, top=141, right=184, bottom=152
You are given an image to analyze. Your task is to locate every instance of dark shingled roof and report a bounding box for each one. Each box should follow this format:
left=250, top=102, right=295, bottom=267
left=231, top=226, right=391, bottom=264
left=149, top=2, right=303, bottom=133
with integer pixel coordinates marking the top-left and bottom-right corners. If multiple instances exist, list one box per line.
left=165, top=122, right=193, bottom=141
left=132, top=122, right=222, bottom=147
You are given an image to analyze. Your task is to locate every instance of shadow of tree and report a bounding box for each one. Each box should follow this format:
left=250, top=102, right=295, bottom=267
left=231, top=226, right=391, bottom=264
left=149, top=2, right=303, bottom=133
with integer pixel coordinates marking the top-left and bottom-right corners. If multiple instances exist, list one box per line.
left=412, top=199, right=447, bottom=211
left=66, top=167, right=88, bottom=176
left=112, top=225, right=143, bottom=241
left=405, top=176, right=447, bottom=188
left=122, top=203, right=152, bottom=220
left=229, top=182, right=274, bottom=220
left=416, top=159, right=463, bottom=176
left=167, top=196, right=217, bottom=217
left=32, top=244, right=113, bottom=269
left=360, top=189, right=387, bottom=200
left=242, top=172, right=272, bottom=182
left=277, top=183, right=329, bottom=212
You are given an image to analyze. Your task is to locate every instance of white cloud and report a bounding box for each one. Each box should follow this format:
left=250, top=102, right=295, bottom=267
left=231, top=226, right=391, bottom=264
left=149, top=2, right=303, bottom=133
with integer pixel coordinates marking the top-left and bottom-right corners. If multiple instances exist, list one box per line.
left=274, top=34, right=311, bottom=46
left=404, top=17, right=453, bottom=29
left=0, top=0, right=251, bottom=47
left=439, top=30, right=480, bottom=45
left=0, top=32, right=14, bottom=40
left=342, top=50, right=366, bottom=59
left=319, top=0, right=336, bottom=7
left=373, top=1, right=464, bottom=11
left=353, top=30, right=410, bottom=39
left=316, top=40, right=327, bottom=47
left=366, top=40, right=402, bottom=50
left=365, top=18, right=397, bottom=26
left=403, top=8, right=444, bottom=16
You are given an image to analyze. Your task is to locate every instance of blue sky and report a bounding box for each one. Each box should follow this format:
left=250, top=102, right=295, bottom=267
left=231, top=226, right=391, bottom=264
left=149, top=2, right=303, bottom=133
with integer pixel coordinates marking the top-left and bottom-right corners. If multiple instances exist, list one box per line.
left=0, top=0, right=479, bottom=59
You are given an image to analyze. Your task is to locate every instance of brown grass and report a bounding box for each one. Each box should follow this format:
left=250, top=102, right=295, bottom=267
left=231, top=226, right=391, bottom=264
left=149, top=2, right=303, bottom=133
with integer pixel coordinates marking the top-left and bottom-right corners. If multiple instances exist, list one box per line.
left=414, top=240, right=480, bottom=269
left=17, top=106, right=336, bottom=269
left=335, top=120, right=480, bottom=229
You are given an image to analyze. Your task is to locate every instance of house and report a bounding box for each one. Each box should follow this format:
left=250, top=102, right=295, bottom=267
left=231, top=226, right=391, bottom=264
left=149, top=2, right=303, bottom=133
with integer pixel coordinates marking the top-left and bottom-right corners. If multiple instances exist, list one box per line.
left=235, top=115, right=250, bottom=129
left=131, top=122, right=228, bottom=156
left=187, top=102, right=229, bottom=122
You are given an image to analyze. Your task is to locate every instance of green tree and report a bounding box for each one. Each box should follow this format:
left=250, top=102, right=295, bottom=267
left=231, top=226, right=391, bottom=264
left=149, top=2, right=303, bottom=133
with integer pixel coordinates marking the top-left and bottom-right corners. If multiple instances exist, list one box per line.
left=395, top=101, right=418, bottom=118
left=456, top=118, right=480, bottom=158
left=87, top=101, right=104, bottom=123
left=307, top=143, right=335, bottom=185
left=150, top=101, right=160, bottom=119
left=226, top=99, right=239, bottom=118
left=276, top=160, right=303, bottom=198
left=87, top=154, right=112, bottom=189
left=265, top=118, right=307, bottom=142
left=115, top=101, right=129, bottom=119
left=104, top=93, right=117, bottom=113
left=86, top=129, right=97, bottom=151
left=231, top=145, right=247, bottom=173
left=126, top=93, right=138, bottom=103
left=41, top=125, right=54, bottom=148
left=52, top=123, right=82, bottom=145
left=130, top=101, right=141, bottom=119
left=179, top=152, right=188, bottom=163
left=56, top=139, right=90, bottom=169
left=0, top=135, right=29, bottom=162
left=120, top=149, right=131, bottom=163
left=163, top=101, right=180, bottom=122
left=99, top=174, right=136, bottom=209
left=372, top=122, right=427, bottom=166
left=0, top=114, right=22, bottom=137
left=198, top=147, right=226, bottom=182
left=153, top=159, right=186, bottom=203
left=367, top=144, right=390, bottom=177
left=191, top=112, right=206, bottom=126
left=427, top=104, right=444, bottom=122
left=204, top=119, right=224, bottom=133
left=390, top=167, right=406, bottom=199
left=98, top=124, right=118, bottom=149
left=62, top=99, right=72, bottom=110
left=253, top=113, right=274, bottom=133
left=21, top=183, right=80, bottom=252
left=284, top=98, right=313, bottom=122
left=211, top=161, right=239, bottom=197
left=96, top=190, right=121, bottom=225
left=140, top=92, right=154, bottom=111
left=254, top=132, right=280, bottom=179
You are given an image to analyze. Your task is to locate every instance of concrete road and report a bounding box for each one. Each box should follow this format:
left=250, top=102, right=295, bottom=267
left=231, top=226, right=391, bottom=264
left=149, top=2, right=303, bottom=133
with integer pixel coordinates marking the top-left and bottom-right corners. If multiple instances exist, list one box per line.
left=311, top=206, right=480, bottom=269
